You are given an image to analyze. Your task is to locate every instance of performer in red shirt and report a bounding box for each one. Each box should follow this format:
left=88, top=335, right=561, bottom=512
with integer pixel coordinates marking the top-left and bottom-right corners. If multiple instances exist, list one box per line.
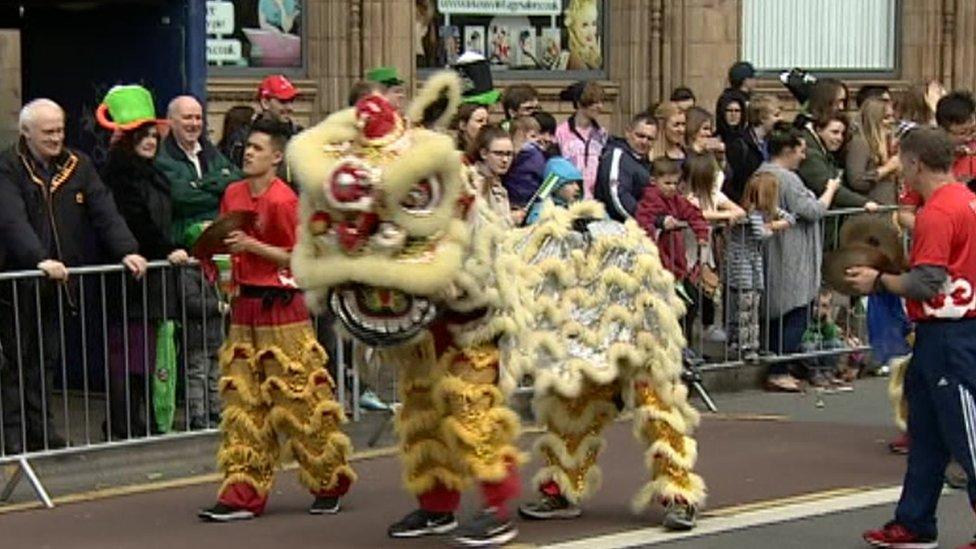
left=846, top=127, right=976, bottom=549
left=198, top=118, right=355, bottom=522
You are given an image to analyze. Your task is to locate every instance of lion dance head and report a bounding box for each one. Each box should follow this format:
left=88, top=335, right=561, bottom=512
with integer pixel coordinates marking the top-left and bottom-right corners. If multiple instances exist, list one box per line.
left=288, top=72, right=516, bottom=348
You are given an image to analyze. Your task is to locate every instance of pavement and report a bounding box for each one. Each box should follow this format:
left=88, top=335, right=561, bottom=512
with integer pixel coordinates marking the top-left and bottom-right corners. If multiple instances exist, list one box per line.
left=0, top=377, right=972, bottom=549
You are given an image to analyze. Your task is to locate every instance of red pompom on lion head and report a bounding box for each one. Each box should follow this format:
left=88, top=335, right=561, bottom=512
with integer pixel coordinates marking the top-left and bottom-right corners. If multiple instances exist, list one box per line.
left=354, top=93, right=401, bottom=142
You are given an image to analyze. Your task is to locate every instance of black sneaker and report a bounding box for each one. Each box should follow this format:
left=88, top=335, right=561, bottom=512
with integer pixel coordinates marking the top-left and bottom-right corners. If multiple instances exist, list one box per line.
left=309, top=496, right=340, bottom=515
left=453, top=509, right=518, bottom=547
left=387, top=509, right=458, bottom=538
left=518, top=495, right=582, bottom=520
left=198, top=502, right=255, bottom=522
left=662, top=501, right=697, bottom=531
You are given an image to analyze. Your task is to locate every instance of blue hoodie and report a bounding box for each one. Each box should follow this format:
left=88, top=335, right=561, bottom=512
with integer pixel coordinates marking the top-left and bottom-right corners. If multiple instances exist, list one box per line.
left=524, top=157, right=583, bottom=225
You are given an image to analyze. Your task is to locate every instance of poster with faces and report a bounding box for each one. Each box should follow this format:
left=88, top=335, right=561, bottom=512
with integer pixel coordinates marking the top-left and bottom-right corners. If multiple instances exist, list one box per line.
left=464, top=26, right=485, bottom=56
left=513, top=26, right=538, bottom=68
left=489, top=24, right=512, bottom=66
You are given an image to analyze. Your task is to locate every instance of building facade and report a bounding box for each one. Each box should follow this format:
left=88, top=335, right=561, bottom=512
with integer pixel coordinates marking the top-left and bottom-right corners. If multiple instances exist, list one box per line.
left=205, top=0, right=976, bottom=138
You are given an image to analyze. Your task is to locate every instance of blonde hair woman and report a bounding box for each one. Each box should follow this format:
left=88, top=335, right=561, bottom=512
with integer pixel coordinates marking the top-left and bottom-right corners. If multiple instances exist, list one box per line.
left=845, top=97, right=901, bottom=205
left=564, top=0, right=602, bottom=70
left=650, top=101, right=686, bottom=162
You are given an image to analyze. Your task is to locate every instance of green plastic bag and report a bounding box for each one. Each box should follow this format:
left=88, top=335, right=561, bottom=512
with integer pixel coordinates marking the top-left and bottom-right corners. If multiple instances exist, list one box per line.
left=153, top=320, right=178, bottom=433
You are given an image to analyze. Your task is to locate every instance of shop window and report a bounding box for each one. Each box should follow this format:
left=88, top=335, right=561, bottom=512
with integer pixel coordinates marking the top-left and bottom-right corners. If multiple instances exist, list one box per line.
left=206, top=0, right=305, bottom=73
left=742, top=0, right=898, bottom=73
left=417, top=0, right=607, bottom=78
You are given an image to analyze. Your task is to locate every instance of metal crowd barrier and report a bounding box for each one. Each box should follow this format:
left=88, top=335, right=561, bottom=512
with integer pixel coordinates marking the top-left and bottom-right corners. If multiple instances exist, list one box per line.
left=0, top=260, right=360, bottom=508
left=680, top=205, right=904, bottom=377
left=0, top=205, right=905, bottom=508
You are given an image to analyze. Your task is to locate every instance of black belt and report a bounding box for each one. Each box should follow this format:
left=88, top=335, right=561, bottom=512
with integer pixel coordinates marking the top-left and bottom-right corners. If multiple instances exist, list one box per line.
left=238, top=285, right=299, bottom=309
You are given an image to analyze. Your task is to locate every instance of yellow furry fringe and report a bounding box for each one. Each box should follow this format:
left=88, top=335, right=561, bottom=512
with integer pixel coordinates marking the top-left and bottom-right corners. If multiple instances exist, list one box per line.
left=403, top=465, right=469, bottom=495
left=405, top=71, right=463, bottom=130
left=631, top=472, right=707, bottom=512
left=531, top=466, right=602, bottom=505
left=888, top=354, right=911, bottom=432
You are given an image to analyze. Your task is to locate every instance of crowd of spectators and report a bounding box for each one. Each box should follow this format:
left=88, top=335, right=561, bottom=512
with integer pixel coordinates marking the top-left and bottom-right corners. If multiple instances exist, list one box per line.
left=3, top=57, right=976, bottom=455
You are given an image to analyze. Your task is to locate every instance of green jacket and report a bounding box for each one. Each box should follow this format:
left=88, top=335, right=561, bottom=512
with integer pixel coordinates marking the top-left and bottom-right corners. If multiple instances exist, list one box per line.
left=797, top=128, right=868, bottom=208
left=802, top=318, right=842, bottom=345
left=155, top=135, right=242, bottom=243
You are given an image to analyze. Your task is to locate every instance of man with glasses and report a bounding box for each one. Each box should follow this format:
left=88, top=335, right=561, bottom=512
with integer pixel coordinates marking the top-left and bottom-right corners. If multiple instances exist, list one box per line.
left=593, top=111, right=656, bottom=221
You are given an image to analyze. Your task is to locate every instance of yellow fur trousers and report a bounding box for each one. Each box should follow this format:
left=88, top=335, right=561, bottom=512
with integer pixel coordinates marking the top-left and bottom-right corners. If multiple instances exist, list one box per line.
left=531, top=377, right=706, bottom=511
left=387, top=332, right=522, bottom=513
left=215, top=295, right=356, bottom=514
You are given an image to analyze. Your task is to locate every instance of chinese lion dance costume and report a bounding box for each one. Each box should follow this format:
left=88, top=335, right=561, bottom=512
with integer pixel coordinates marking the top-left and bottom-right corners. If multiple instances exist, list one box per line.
left=287, top=71, right=705, bottom=544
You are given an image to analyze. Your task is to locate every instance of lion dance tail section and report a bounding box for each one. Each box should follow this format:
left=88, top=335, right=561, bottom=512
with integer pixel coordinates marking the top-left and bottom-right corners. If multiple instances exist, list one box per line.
left=631, top=376, right=706, bottom=511
left=531, top=381, right=619, bottom=504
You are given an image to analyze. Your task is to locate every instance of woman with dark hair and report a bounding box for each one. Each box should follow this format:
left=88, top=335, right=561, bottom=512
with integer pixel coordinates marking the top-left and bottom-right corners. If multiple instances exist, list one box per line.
left=218, top=105, right=256, bottom=159
left=755, top=122, right=840, bottom=392
left=97, top=86, right=190, bottom=439
left=469, top=125, right=520, bottom=225
left=797, top=113, right=876, bottom=209
left=453, top=102, right=490, bottom=157
left=802, top=78, right=849, bottom=126
left=716, top=95, right=747, bottom=144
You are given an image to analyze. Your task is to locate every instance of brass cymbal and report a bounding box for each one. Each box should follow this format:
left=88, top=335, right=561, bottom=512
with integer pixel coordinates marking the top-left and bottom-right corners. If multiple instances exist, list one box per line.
left=190, top=210, right=258, bottom=260
left=824, top=244, right=903, bottom=296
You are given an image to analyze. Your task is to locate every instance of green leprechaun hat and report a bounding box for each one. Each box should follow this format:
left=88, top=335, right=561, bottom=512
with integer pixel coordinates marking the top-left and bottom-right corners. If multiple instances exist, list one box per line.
left=95, top=85, right=167, bottom=132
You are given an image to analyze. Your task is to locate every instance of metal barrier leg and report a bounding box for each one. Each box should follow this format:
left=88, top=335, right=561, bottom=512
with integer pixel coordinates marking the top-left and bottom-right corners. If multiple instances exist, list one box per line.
left=1, top=457, right=53, bottom=508
left=0, top=462, right=23, bottom=501
left=18, top=457, right=53, bottom=508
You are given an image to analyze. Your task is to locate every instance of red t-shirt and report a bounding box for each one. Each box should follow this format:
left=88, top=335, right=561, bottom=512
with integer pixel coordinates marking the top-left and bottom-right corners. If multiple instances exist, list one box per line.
left=906, top=182, right=976, bottom=321
left=219, top=178, right=299, bottom=289
left=952, top=151, right=976, bottom=183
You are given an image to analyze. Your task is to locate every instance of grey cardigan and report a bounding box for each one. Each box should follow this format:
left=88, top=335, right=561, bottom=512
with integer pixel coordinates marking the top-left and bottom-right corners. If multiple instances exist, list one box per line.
left=755, top=162, right=827, bottom=318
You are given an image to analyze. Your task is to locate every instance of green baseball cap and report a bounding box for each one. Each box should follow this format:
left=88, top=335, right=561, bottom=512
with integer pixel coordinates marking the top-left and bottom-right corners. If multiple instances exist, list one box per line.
left=367, top=66, right=405, bottom=87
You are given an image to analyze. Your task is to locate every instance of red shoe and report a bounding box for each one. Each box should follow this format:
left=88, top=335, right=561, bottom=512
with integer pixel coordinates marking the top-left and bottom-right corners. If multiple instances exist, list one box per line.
left=862, top=522, right=937, bottom=548
left=888, top=433, right=910, bottom=455
left=957, top=540, right=976, bottom=549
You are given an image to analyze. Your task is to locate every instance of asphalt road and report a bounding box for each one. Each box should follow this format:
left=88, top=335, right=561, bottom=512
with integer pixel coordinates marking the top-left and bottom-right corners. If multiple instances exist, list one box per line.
left=0, top=378, right=970, bottom=549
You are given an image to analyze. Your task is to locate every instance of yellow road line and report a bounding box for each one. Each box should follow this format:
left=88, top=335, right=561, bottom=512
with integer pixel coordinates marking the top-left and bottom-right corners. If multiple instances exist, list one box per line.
left=703, top=484, right=894, bottom=518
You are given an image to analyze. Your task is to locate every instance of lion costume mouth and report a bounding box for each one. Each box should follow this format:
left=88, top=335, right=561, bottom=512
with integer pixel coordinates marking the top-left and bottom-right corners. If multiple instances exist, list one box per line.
left=329, top=285, right=438, bottom=347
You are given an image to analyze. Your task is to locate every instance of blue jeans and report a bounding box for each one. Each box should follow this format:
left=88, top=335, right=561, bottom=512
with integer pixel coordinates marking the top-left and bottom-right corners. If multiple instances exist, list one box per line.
left=894, top=318, right=976, bottom=539
left=764, top=305, right=811, bottom=376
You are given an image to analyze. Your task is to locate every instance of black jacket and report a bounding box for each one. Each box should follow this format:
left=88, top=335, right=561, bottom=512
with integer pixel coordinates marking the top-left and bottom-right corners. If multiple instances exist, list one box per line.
left=102, top=150, right=181, bottom=321
left=725, top=128, right=766, bottom=204
left=101, top=151, right=178, bottom=260
left=0, top=140, right=137, bottom=270
left=593, top=137, right=652, bottom=222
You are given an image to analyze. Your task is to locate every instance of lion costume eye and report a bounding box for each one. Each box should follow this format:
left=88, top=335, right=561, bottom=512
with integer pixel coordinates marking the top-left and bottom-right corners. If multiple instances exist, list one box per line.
left=400, top=176, right=442, bottom=214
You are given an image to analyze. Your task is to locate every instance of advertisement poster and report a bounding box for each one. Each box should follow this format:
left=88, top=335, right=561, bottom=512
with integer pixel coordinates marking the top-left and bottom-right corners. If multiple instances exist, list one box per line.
left=464, top=26, right=486, bottom=56
left=440, top=25, right=461, bottom=65
left=423, top=0, right=603, bottom=72
left=206, top=0, right=303, bottom=68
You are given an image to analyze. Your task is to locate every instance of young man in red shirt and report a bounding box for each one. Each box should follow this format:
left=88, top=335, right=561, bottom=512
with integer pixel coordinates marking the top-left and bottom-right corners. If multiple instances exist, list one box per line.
left=846, top=127, right=976, bottom=549
left=199, top=118, right=355, bottom=522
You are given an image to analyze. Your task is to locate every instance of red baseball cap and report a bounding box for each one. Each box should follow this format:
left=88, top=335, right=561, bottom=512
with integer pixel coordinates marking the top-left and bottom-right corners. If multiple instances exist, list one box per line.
left=258, top=74, right=298, bottom=101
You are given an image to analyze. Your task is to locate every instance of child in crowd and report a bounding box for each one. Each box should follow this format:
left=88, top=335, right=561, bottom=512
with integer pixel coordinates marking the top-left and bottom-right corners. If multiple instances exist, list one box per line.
left=683, top=152, right=746, bottom=343
left=524, top=157, right=584, bottom=225
left=800, top=288, right=853, bottom=391
left=635, top=158, right=710, bottom=341
left=503, top=116, right=546, bottom=208
left=726, top=171, right=792, bottom=360
left=533, top=111, right=560, bottom=158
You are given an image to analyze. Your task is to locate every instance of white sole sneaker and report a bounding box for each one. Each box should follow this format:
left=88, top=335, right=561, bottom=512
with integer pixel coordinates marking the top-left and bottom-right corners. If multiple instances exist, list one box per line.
left=454, top=526, right=518, bottom=547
